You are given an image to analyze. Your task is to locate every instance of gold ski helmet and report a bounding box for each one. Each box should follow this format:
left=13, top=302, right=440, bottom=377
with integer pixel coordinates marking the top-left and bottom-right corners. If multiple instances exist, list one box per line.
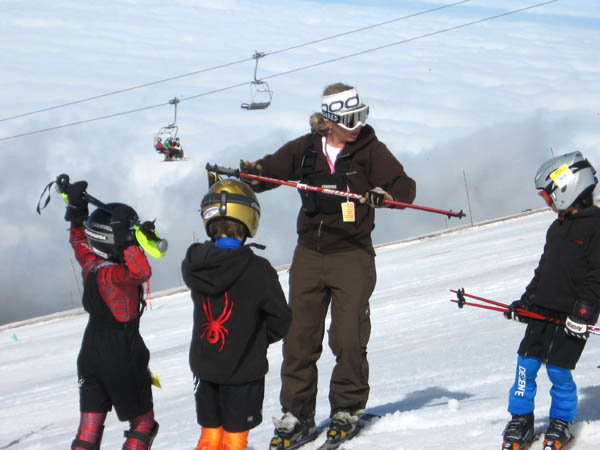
left=200, top=179, right=261, bottom=238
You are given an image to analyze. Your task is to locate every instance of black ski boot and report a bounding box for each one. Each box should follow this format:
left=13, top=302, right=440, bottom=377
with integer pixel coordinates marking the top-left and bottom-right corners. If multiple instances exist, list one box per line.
left=502, top=413, right=535, bottom=450
left=269, top=412, right=317, bottom=450
left=543, top=418, right=573, bottom=450
left=318, top=410, right=362, bottom=450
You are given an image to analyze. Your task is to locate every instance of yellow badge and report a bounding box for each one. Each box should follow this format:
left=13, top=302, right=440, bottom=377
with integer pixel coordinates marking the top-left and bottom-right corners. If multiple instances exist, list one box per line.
left=341, top=200, right=355, bottom=222
left=550, top=164, right=575, bottom=189
left=150, top=371, right=162, bottom=388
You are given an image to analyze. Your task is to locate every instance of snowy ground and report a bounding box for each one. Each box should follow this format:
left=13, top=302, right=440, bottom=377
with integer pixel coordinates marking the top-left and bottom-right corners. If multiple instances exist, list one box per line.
left=2, top=208, right=600, bottom=450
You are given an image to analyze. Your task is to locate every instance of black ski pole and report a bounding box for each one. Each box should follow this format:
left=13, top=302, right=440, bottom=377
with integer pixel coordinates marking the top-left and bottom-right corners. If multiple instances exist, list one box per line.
left=39, top=174, right=168, bottom=255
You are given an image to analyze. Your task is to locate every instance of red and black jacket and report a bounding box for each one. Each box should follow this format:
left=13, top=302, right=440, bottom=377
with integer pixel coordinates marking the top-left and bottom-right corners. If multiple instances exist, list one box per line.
left=70, top=225, right=151, bottom=322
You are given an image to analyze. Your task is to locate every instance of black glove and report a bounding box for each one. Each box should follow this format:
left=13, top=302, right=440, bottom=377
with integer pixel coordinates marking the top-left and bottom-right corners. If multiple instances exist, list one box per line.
left=110, top=205, right=137, bottom=252
left=361, top=188, right=392, bottom=208
left=564, top=299, right=597, bottom=340
left=138, top=220, right=158, bottom=241
left=64, top=180, right=89, bottom=226
left=239, top=159, right=263, bottom=187
left=504, top=294, right=533, bottom=323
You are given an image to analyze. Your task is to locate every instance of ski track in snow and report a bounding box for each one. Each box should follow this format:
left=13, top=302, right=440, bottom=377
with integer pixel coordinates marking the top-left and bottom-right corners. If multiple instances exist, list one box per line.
left=2, top=209, right=600, bottom=449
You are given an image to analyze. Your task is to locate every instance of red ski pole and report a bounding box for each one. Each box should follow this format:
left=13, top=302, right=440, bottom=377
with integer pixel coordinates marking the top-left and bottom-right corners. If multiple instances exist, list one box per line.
left=205, top=163, right=465, bottom=219
left=451, top=288, right=600, bottom=336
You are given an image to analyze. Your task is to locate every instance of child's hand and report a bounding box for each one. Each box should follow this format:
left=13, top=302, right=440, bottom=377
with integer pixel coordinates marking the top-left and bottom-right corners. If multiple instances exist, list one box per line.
left=504, top=295, right=532, bottom=323
left=64, top=181, right=89, bottom=225
left=564, top=316, right=589, bottom=340
left=110, top=205, right=138, bottom=251
left=564, top=299, right=596, bottom=340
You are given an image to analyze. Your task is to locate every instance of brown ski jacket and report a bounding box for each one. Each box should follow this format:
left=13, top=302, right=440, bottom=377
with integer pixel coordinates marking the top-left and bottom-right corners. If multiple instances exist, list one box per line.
left=254, top=125, right=416, bottom=254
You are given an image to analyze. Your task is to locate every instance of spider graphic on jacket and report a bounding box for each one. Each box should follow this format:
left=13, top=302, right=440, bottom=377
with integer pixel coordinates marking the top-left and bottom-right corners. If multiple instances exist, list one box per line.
left=200, top=292, right=234, bottom=352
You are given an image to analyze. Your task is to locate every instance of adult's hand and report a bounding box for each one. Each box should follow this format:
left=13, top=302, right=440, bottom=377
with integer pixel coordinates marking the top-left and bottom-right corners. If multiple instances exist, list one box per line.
left=360, top=188, right=392, bottom=208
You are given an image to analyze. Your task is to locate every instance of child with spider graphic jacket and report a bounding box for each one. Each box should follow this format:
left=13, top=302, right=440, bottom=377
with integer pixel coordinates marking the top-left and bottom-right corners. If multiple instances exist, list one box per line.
left=181, top=179, right=292, bottom=450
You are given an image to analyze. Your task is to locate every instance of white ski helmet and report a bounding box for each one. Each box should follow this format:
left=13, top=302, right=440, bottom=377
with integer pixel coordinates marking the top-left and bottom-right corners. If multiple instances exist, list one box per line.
left=534, top=151, right=597, bottom=211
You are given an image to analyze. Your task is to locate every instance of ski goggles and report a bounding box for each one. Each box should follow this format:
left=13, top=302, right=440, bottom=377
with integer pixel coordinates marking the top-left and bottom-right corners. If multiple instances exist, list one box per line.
left=322, top=105, right=370, bottom=131
left=321, top=89, right=369, bottom=131
left=538, top=188, right=554, bottom=207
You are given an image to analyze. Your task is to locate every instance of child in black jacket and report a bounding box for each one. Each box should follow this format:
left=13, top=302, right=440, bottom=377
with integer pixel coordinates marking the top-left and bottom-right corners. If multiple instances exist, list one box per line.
left=501, top=152, right=600, bottom=450
left=181, top=179, right=292, bottom=450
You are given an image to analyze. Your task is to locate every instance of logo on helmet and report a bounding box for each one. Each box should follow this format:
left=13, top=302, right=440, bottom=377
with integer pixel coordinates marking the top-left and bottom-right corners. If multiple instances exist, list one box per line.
left=202, top=206, right=220, bottom=220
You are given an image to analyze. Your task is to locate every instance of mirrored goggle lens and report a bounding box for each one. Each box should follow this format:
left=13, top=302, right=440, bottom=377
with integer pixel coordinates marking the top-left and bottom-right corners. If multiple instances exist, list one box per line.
left=538, top=189, right=553, bottom=207
left=337, top=106, right=369, bottom=131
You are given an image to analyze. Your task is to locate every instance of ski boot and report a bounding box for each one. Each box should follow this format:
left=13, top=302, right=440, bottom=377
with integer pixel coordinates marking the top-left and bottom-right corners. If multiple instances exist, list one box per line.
left=501, top=413, right=535, bottom=450
left=543, top=418, right=573, bottom=450
left=318, top=410, right=363, bottom=450
left=269, top=412, right=317, bottom=450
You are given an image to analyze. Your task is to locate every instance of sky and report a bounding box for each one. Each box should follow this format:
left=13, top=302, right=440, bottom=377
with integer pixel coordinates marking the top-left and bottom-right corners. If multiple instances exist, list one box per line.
left=4, top=208, right=600, bottom=449
left=1, top=0, right=599, bottom=324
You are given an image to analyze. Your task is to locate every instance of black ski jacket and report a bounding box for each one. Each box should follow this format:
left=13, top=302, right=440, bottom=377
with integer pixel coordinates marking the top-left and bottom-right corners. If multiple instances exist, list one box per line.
left=523, top=205, right=600, bottom=320
left=517, top=206, right=600, bottom=368
left=181, top=242, right=291, bottom=385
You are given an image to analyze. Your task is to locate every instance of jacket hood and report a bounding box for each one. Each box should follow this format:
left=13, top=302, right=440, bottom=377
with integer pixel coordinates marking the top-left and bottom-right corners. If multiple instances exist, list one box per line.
left=181, top=241, right=254, bottom=295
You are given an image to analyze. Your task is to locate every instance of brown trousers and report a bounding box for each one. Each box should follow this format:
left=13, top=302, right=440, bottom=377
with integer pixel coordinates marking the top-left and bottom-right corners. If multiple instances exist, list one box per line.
left=280, top=245, right=376, bottom=421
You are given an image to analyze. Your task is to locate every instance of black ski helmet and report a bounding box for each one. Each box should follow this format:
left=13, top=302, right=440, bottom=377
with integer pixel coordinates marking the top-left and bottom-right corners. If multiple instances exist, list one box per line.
left=84, top=203, right=138, bottom=261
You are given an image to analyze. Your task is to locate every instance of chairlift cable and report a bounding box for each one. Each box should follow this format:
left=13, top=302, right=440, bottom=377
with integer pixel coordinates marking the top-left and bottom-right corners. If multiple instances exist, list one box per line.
left=0, top=58, right=254, bottom=123
left=259, top=0, right=560, bottom=83
left=0, top=0, right=474, bottom=123
left=0, top=0, right=560, bottom=142
left=264, top=0, right=472, bottom=58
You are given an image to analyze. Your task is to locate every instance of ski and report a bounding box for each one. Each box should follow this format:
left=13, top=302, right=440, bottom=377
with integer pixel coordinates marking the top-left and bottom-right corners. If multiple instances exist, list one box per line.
left=161, top=157, right=189, bottom=162
left=268, top=428, right=321, bottom=450
left=315, top=414, right=380, bottom=450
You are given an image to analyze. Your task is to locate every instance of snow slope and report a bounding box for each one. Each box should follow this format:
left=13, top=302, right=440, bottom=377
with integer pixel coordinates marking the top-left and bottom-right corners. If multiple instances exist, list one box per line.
left=2, top=209, right=600, bottom=450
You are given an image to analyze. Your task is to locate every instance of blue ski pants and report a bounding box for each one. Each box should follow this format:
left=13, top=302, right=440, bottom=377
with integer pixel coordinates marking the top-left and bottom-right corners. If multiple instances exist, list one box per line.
left=508, top=355, right=577, bottom=422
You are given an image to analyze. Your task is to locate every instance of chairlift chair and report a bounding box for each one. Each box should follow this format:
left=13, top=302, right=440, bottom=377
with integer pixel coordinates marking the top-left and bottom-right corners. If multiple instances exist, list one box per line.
left=241, top=51, right=272, bottom=110
left=154, top=97, right=185, bottom=160
left=154, top=97, right=180, bottom=148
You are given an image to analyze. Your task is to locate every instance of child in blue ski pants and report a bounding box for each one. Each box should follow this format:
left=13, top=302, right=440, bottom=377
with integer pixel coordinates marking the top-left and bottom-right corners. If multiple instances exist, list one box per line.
left=508, top=355, right=577, bottom=423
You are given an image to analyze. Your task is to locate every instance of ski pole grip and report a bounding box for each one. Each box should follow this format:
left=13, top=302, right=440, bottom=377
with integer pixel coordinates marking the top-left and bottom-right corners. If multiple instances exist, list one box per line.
left=205, top=163, right=240, bottom=178
left=55, top=174, right=70, bottom=194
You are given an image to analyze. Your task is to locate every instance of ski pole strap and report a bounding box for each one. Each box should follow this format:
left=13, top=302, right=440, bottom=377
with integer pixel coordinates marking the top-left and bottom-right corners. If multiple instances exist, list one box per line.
left=36, top=173, right=75, bottom=214
left=36, top=180, right=56, bottom=214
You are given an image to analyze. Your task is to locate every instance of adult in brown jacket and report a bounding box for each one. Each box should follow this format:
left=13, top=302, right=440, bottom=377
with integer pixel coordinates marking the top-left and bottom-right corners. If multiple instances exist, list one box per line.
left=241, top=82, right=416, bottom=449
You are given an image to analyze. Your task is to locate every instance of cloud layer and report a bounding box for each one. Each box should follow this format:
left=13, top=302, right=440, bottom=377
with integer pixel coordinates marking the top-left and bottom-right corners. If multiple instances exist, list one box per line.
left=1, top=0, right=599, bottom=324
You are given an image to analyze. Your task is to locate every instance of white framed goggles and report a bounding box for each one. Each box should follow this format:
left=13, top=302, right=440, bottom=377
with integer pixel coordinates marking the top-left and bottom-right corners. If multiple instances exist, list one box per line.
left=321, top=88, right=369, bottom=131
left=322, top=105, right=369, bottom=131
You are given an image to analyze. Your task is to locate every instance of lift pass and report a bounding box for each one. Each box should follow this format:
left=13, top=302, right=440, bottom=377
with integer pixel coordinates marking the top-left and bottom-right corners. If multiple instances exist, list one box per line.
left=341, top=200, right=355, bottom=222
left=550, top=164, right=575, bottom=189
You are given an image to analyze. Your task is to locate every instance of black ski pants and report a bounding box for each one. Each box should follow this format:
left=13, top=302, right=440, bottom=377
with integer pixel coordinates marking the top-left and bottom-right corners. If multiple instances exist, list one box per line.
left=280, top=245, right=376, bottom=422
